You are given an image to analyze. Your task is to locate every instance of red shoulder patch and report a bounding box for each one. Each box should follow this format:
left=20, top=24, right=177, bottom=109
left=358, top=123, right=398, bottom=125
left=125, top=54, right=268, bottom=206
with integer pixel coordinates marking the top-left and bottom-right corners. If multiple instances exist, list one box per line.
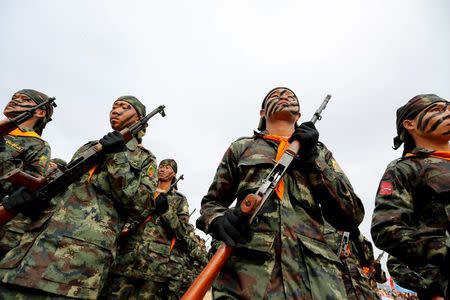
left=378, top=181, right=393, bottom=196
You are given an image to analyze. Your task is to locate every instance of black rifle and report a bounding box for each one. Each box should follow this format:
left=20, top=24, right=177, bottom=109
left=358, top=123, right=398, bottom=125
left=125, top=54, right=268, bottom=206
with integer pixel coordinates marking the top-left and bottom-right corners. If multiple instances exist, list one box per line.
left=0, top=105, right=166, bottom=226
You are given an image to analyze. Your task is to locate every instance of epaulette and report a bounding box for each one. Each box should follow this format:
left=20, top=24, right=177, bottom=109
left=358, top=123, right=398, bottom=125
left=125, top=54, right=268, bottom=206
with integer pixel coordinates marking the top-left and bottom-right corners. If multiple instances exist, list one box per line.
left=235, top=135, right=256, bottom=142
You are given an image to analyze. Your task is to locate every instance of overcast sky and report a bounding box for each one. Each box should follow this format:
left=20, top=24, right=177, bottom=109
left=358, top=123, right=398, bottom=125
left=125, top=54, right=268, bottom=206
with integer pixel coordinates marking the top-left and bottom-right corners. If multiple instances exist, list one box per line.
left=1, top=1, right=449, bottom=264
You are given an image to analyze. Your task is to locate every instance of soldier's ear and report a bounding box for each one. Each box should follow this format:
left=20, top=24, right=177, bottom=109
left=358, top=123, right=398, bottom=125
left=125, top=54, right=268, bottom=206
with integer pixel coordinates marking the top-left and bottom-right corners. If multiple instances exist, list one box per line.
left=259, top=109, right=265, bottom=118
left=402, top=119, right=415, bottom=131
left=34, top=109, right=46, bottom=119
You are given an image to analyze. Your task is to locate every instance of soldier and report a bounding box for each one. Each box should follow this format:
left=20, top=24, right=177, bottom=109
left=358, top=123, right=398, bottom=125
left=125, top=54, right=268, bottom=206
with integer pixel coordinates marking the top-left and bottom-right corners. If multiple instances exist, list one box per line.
left=0, top=96, right=156, bottom=299
left=196, top=87, right=364, bottom=299
left=371, top=94, right=449, bottom=300
left=323, top=222, right=382, bottom=300
left=0, top=89, right=54, bottom=257
left=387, top=255, right=443, bottom=300
left=104, top=158, right=191, bottom=299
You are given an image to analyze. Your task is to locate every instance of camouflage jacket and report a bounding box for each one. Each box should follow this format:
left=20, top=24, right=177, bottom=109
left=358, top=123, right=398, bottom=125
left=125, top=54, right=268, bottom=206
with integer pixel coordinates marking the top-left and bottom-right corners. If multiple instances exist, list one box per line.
left=0, top=128, right=51, bottom=257
left=0, top=137, right=156, bottom=299
left=197, top=134, right=364, bottom=299
left=110, top=188, right=190, bottom=282
left=387, top=255, right=446, bottom=298
left=371, top=146, right=449, bottom=293
left=323, top=223, right=380, bottom=300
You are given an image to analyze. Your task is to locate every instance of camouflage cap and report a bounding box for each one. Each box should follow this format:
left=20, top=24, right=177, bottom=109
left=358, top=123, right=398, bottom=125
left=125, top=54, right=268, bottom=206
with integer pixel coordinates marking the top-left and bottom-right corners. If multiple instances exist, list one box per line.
left=159, top=158, right=178, bottom=173
left=16, top=89, right=54, bottom=135
left=393, top=94, right=448, bottom=149
left=115, top=95, right=146, bottom=117
left=257, top=87, right=299, bottom=131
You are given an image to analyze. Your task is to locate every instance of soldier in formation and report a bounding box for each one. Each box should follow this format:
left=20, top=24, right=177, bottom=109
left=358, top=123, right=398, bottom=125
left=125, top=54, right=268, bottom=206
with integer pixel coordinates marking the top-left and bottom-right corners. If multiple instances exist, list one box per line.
left=371, top=94, right=450, bottom=300
left=105, top=158, right=195, bottom=299
left=196, top=87, right=364, bottom=299
left=0, top=89, right=54, bottom=257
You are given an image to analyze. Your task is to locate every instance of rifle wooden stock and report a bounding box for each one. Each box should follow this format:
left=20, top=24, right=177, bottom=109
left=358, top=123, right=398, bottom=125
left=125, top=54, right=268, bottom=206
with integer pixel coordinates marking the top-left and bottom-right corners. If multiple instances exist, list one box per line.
left=4, top=169, right=47, bottom=192
left=0, top=206, right=18, bottom=226
left=181, top=243, right=233, bottom=300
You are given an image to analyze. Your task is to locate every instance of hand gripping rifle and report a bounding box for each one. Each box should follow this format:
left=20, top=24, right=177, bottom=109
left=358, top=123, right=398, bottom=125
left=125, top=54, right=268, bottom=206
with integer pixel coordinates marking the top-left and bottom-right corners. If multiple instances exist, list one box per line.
left=182, top=95, right=332, bottom=300
left=0, top=105, right=166, bottom=226
left=0, top=98, right=57, bottom=136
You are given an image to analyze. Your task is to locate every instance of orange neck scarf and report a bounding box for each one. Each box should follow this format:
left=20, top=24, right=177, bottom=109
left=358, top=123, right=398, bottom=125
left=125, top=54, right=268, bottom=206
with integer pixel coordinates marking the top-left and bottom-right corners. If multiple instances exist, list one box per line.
left=406, top=151, right=450, bottom=161
left=262, top=134, right=290, bottom=200
left=430, top=151, right=450, bottom=161
left=8, top=128, right=41, bottom=139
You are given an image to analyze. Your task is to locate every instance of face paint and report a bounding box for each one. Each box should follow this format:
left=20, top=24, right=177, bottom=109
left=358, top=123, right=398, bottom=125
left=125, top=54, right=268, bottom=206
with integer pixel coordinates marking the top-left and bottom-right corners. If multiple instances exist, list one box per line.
left=109, top=100, right=140, bottom=130
left=263, top=88, right=299, bottom=118
left=4, top=94, right=38, bottom=117
left=415, top=101, right=450, bottom=135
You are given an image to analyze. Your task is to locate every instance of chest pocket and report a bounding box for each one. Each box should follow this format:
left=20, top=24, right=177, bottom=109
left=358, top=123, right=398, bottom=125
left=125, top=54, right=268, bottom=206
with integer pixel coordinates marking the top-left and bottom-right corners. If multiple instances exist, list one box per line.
left=237, top=154, right=274, bottom=196
left=423, top=161, right=450, bottom=226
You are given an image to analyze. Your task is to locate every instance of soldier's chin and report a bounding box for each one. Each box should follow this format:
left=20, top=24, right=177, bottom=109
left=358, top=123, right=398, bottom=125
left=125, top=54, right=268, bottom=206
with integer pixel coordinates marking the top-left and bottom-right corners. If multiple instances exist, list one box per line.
left=110, top=120, right=123, bottom=131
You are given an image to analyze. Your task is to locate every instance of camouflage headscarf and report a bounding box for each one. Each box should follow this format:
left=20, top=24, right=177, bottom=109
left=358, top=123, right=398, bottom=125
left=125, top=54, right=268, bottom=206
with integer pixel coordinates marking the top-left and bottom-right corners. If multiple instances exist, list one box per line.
left=257, top=87, right=300, bottom=131
left=16, top=89, right=54, bottom=135
left=115, top=96, right=146, bottom=141
left=393, top=94, right=448, bottom=150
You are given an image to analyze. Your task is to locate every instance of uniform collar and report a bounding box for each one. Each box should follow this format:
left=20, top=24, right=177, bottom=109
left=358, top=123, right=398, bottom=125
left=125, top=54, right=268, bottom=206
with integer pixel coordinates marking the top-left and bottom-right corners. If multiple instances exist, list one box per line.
left=126, top=137, right=139, bottom=151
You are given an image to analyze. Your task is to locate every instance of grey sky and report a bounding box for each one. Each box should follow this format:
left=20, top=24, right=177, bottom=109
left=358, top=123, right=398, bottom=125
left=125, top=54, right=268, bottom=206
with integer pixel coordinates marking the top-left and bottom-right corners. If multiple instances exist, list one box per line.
left=1, top=0, right=450, bottom=265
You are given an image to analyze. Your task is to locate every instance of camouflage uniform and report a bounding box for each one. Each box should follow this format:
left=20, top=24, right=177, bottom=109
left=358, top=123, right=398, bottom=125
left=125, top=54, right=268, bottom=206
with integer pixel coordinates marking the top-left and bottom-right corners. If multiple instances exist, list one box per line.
left=104, top=188, right=190, bottom=299
left=197, top=133, right=364, bottom=300
left=0, top=137, right=156, bottom=299
left=371, top=146, right=449, bottom=298
left=323, top=223, right=380, bottom=300
left=0, top=127, right=50, bottom=257
left=387, top=255, right=444, bottom=299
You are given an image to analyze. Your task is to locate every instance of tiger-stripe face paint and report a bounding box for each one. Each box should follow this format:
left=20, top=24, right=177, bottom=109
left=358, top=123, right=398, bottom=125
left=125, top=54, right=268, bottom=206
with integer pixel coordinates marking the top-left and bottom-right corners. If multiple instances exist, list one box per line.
left=262, top=88, right=299, bottom=118
left=414, top=101, right=450, bottom=136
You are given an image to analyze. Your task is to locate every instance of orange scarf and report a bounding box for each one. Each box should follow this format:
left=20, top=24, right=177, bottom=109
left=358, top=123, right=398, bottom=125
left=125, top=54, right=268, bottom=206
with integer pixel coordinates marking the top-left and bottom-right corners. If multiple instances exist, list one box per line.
left=8, top=128, right=41, bottom=139
left=430, top=151, right=450, bottom=161
left=262, top=135, right=290, bottom=200
left=406, top=151, right=450, bottom=162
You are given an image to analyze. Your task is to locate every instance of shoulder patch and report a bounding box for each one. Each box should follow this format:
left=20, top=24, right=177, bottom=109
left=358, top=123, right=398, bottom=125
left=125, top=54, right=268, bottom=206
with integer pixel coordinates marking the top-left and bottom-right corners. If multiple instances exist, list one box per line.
left=147, top=163, right=156, bottom=178
left=378, top=181, right=393, bottom=196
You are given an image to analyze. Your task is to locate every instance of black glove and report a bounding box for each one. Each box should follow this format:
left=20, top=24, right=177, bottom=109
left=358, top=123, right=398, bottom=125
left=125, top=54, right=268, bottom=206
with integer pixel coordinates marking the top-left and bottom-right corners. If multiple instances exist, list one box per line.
left=0, top=136, right=5, bottom=152
left=289, top=121, right=319, bottom=160
left=99, top=131, right=126, bottom=154
left=1, top=187, right=45, bottom=218
left=154, top=193, right=169, bottom=214
left=209, top=208, right=253, bottom=247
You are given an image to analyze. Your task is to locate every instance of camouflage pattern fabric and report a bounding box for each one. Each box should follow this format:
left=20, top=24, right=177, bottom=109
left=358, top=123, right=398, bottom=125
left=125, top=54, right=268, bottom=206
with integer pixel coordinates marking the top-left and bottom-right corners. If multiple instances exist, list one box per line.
left=0, top=127, right=50, bottom=258
left=387, top=255, right=446, bottom=299
left=197, top=133, right=364, bottom=300
left=0, top=137, right=156, bottom=299
left=371, top=146, right=449, bottom=298
left=323, top=222, right=380, bottom=300
left=105, top=188, right=190, bottom=298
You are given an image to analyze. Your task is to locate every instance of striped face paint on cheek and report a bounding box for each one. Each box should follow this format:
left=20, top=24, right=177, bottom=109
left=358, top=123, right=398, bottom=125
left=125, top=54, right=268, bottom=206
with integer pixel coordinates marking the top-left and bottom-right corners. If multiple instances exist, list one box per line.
left=264, top=90, right=299, bottom=118
left=416, top=102, right=450, bottom=135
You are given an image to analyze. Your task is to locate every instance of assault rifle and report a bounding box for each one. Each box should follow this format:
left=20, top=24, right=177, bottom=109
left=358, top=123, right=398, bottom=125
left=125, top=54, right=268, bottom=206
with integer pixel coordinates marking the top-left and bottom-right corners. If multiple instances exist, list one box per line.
left=0, top=98, right=57, bottom=135
left=182, top=95, right=332, bottom=300
left=0, top=105, right=166, bottom=226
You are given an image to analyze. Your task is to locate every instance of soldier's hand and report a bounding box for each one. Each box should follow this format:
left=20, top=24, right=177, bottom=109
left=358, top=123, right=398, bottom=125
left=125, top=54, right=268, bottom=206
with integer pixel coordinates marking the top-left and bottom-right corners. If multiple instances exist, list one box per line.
left=289, top=121, right=319, bottom=160
left=154, top=193, right=169, bottom=214
left=1, top=187, right=45, bottom=218
left=209, top=207, right=253, bottom=247
left=99, top=131, right=126, bottom=154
